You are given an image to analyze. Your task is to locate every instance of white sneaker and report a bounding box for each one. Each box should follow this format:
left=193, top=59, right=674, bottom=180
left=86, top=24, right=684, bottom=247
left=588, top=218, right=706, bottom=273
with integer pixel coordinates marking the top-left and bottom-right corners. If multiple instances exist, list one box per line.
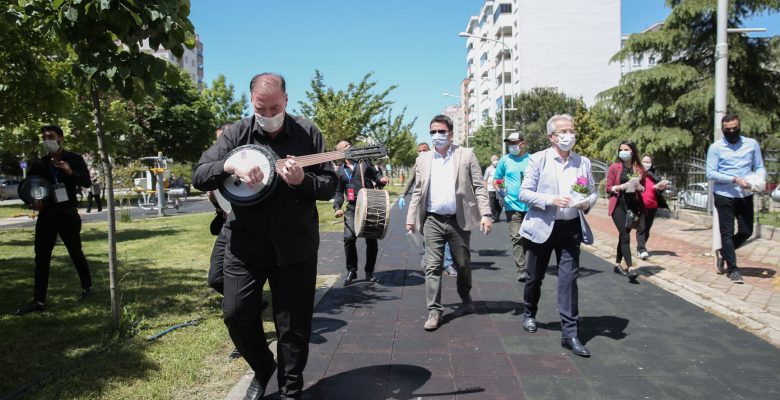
left=444, top=265, right=458, bottom=277
left=639, top=251, right=650, bottom=260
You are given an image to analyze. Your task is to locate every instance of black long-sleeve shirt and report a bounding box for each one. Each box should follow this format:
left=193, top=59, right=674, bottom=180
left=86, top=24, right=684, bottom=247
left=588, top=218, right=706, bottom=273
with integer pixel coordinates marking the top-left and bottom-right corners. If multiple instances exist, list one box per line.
left=192, top=114, right=336, bottom=265
left=333, top=161, right=384, bottom=210
left=28, top=150, right=90, bottom=214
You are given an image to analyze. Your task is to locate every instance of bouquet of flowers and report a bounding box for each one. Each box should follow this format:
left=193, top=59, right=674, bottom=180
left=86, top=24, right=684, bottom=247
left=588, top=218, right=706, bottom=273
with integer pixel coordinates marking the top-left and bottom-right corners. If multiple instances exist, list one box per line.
left=495, top=179, right=506, bottom=197
left=570, top=176, right=591, bottom=207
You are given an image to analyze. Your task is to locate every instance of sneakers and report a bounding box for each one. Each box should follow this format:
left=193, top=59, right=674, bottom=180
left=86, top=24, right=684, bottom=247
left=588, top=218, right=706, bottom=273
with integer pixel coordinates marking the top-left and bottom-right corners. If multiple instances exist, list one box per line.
left=728, top=269, right=744, bottom=284
left=424, top=311, right=441, bottom=331
left=15, top=301, right=45, bottom=316
left=444, top=264, right=458, bottom=277
left=638, top=251, right=650, bottom=260
left=79, top=287, right=94, bottom=302
left=715, top=250, right=726, bottom=275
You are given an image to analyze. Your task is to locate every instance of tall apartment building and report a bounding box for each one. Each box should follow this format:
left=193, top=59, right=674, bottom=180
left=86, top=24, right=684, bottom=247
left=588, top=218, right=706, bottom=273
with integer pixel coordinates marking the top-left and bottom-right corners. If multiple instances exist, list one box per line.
left=462, top=0, right=621, bottom=135
left=140, top=35, right=204, bottom=88
left=442, top=104, right=467, bottom=146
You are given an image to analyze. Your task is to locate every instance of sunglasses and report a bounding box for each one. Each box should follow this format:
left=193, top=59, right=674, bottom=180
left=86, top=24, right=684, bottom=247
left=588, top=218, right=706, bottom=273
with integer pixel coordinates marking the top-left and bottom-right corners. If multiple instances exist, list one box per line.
left=429, top=130, right=448, bottom=134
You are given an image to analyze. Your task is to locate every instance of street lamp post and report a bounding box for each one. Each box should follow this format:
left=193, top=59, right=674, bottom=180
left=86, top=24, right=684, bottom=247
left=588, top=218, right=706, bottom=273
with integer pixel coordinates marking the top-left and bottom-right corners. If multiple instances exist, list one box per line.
left=459, top=32, right=516, bottom=156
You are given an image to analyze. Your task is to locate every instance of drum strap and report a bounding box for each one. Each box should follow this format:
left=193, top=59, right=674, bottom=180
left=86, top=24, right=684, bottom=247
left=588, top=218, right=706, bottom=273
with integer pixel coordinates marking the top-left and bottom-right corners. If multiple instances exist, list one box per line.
left=359, top=161, right=366, bottom=189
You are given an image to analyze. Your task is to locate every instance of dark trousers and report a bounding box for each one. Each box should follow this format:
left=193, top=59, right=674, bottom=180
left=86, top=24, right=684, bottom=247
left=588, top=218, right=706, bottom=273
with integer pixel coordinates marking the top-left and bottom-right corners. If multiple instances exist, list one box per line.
left=223, top=236, right=317, bottom=398
left=422, top=213, right=472, bottom=313
left=506, top=211, right=528, bottom=277
left=714, top=194, right=754, bottom=271
left=86, top=192, right=101, bottom=212
left=207, top=228, right=227, bottom=294
left=610, top=203, right=634, bottom=267
left=344, top=207, right=378, bottom=274
left=33, top=210, right=92, bottom=303
left=488, top=191, right=502, bottom=221
left=524, top=218, right=582, bottom=339
left=635, top=208, right=658, bottom=253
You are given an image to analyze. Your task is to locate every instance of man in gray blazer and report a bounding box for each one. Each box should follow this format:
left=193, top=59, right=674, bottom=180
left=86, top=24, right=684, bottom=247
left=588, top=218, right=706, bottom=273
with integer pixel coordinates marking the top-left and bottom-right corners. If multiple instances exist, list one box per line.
left=518, top=114, right=598, bottom=357
left=406, top=115, right=492, bottom=331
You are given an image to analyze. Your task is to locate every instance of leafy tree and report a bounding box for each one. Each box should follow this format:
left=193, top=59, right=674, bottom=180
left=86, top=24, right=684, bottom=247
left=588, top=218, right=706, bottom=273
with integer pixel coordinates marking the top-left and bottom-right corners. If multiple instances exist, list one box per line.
left=203, top=74, right=247, bottom=127
left=365, top=108, right=418, bottom=167
left=7, top=0, right=195, bottom=325
left=298, top=70, right=397, bottom=149
left=506, top=87, right=579, bottom=153
left=471, top=117, right=501, bottom=169
left=600, top=0, right=780, bottom=161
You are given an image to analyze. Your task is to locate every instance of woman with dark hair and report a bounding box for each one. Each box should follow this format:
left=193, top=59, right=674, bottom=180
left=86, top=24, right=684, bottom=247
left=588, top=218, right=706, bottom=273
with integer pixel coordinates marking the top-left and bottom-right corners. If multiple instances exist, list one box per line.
left=635, top=155, right=669, bottom=259
left=605, top=141, right=645, bottom=282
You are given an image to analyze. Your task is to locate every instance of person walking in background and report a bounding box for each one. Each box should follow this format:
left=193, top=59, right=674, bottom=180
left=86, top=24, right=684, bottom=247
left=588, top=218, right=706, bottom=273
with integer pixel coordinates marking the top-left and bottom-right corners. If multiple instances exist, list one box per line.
left=518, top=114, right=597, bottom=357
left=494, top=133, right=531, bottom=282
left=706, top=113, right=766, bottom=284
left=483, top=154, right=501, bottom=222
left=333, top=140, right=389, bottom=285
left=406, top=114, right=492, bottom=332
left=605, top=141, right=645, bottom=282
left=635, top=154, right=669, bottom=260
left=86, top=169, right=102, bottom=213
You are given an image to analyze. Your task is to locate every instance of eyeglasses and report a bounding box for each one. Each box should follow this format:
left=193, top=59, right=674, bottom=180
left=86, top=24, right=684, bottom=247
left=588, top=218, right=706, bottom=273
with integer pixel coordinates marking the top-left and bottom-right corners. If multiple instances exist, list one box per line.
left=554, top=129, right=576, bottom=135
left=429, top=130, right=448, bottom=134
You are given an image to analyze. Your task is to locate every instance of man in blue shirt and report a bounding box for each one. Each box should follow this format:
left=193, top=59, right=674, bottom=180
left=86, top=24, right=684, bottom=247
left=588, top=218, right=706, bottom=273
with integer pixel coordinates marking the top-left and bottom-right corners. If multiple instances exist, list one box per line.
left=706, top=114, right=766, bottom=284
left=494, top=132, right=531, bottom=282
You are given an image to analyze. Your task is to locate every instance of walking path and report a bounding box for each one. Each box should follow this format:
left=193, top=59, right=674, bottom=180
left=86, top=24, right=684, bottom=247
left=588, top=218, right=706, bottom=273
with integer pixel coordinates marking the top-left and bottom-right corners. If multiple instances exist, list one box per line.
left=230, top=201, right=780, bottom=400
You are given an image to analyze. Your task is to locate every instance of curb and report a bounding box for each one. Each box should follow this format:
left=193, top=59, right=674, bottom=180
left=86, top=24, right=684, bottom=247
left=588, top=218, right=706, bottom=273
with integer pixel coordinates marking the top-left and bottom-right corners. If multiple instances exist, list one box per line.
left=224, top=274, right=340, bottom=400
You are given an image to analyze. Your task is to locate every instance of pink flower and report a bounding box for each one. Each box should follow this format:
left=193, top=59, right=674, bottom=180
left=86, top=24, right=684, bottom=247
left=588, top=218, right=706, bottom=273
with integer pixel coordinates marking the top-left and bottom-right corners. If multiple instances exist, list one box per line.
left=576, top=176, right=588, bottom=186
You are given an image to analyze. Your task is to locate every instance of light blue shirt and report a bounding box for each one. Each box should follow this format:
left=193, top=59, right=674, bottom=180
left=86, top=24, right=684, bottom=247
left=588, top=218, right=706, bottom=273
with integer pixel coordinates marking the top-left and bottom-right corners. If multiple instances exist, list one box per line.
left=494, top=153, right=530, bottom=212
left=706, top=136, right=765, bottom=198
left=426, top=147, right=457, bottom=215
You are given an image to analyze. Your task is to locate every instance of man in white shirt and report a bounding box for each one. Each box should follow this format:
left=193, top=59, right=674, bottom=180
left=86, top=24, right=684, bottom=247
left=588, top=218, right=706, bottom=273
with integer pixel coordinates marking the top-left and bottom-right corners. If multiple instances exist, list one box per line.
left=483, top=155, right=501, bottom=222
left=406, top=115, right=492, bottom=331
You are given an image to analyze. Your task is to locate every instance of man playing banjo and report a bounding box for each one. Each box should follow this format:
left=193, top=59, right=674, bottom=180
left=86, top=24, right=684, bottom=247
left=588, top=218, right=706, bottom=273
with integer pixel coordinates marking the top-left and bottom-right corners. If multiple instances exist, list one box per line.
left=192, top=73, right=337, bottom=400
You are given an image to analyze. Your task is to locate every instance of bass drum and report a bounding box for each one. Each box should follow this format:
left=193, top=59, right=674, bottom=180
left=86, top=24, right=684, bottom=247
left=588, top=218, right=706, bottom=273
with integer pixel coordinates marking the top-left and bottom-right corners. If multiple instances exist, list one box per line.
left=218, top=144, right=278, bottom=207
left=354, top=188, right=391, bottom=240
left=17, top=176, right=52, bottom=204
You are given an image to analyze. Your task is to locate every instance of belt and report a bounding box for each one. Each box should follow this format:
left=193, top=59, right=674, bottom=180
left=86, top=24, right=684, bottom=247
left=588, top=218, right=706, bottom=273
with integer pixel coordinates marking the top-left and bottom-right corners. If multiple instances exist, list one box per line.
left=427, top=212, right=456, bottom=221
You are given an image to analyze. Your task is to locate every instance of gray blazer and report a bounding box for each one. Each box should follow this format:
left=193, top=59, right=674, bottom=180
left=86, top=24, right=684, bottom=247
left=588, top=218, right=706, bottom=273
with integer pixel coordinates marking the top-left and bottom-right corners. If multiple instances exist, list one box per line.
left=518, top=148, right=598, bottom=245
left=406, top=145, right=491, bottom=232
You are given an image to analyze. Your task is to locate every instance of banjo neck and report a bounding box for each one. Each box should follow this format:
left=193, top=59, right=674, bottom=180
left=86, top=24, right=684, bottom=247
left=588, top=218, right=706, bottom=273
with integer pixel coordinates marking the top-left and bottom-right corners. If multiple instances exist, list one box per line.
left=274, top=150, right=348, bottom=169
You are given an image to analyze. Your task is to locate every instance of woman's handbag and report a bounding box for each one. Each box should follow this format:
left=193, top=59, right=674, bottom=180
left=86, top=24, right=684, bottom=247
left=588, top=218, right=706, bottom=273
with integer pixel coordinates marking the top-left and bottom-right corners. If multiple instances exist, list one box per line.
left=625, top=209, right=641, bottom=230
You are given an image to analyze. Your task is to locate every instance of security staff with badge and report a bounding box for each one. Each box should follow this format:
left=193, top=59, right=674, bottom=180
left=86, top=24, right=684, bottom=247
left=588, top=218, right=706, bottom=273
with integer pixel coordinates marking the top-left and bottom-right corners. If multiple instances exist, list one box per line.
left=15, top=125, right=93, bottom=316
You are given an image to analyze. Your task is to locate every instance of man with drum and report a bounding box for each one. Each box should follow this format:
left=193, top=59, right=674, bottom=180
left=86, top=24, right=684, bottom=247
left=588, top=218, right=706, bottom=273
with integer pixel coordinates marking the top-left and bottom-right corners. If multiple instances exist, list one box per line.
left=193, top=73, right=336, bottom=400
left=15, top=125, right=93, bottom=316
left=405, top=115, right=493, bottom=331
left=333, top=140, right=389, bottom=285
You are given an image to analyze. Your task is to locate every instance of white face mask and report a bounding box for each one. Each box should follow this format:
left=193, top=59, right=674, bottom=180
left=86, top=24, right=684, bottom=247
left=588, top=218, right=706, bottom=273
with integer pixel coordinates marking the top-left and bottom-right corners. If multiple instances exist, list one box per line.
left=642, top=162, right=652, bottom=170
left=556, top=133, right=575, bottom=152
left=618, top=150, right=632, bottom=161
left=491, top=160, right=498, bottom=167
left=43, top=139, right=60, bottom=154
left=255, top=111, right=285, bottom=132
left=431, top=133, right=450, bottom=149
left=508, top=145, right=520, bottom=155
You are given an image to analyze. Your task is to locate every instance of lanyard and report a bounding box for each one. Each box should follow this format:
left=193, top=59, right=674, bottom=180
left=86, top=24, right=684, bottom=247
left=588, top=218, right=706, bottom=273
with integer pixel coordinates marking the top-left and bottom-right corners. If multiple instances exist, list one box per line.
left=344, top=165, right=353, bottom=182
left=49, top=163, right=60, bottom=184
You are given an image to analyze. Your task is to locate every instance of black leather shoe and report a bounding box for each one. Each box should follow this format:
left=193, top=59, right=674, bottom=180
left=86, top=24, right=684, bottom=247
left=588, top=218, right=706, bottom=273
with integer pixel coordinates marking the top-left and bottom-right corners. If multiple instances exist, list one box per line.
left=517, top=272, right=528, bottom=282
left=79, top=287, right=94, bottom=301
left=627, top=269, right=639, bottom=282
left=613, top=265, right=628, bottom=276
left=522, top=317, right=537, bottom=333
left=562, top=337, right=590, bottom=357
left=366, top=273, right=378, bottom=282
left=715, top=250, right=726, bottom=274
left=228, top=348, right=242, bottom=360
left=244, top=361, right=276, bottom=400
left=15, top=301, right=45, bottom=316
left=344, top=270, right=357, bottom=286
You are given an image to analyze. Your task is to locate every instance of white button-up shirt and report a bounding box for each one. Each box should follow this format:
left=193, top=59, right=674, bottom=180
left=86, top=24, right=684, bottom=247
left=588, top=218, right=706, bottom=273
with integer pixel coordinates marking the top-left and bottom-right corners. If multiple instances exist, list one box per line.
left=553, top=152, right=579, bottom=221
left=426, top=147, right=457, bottom=215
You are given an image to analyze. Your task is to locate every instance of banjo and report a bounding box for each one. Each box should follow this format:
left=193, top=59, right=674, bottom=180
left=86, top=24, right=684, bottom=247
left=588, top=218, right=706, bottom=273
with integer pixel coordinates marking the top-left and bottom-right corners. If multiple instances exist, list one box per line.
left=219, top=143, right=387, bottom=207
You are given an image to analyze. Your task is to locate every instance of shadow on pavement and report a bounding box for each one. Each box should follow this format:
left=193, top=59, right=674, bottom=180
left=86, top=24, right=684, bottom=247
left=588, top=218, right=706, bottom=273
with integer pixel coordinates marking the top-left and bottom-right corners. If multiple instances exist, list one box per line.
left=540, top=315, right=630, bottom=344
left=740, top=267, right=776, bottom=279
left=546, top=265, right=602, bottom=278
left=648, top=250, right=678, bottom=257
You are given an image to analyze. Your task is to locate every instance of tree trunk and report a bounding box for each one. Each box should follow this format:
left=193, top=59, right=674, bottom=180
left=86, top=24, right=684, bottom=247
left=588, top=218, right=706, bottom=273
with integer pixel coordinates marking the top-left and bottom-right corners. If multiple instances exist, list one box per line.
left=90, top=84, right=120, bottom=326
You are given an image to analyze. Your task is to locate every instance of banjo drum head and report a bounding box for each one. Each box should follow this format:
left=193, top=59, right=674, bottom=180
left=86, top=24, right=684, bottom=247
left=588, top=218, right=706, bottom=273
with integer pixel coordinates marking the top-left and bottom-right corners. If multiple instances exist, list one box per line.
left=17, top=175, right=52, bottom=204
left=219, top=144, right=278, bottom=207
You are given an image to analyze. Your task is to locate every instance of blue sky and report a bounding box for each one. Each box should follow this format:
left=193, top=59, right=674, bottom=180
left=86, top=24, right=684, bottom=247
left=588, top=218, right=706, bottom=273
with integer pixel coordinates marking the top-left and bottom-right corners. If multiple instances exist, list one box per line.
left=189, top=1, right=778, bottom=144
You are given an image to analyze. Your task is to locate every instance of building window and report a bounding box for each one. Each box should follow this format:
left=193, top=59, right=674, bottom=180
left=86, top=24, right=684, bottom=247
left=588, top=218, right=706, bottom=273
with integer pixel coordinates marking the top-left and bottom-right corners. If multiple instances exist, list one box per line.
left=480, top=52, right=488, bottom=66
left=632, top=56, right=641, bottom=67
left=493, top=3, right=512, bottom=23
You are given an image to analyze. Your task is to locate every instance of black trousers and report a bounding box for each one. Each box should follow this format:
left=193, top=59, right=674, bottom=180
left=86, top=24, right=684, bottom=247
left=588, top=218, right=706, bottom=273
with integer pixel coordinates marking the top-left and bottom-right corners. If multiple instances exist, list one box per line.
left=33, top=210, right=92, bottom=303
left=343, top=206, right=378, bottom=274
left=524, top=218, right=581, bottom=339
left=635, top=208, right=658, bottom=253
left=86, top=192, right=101, bottom=212
left=610, top=202, right=634, bottom=267
left=223, top=233, right=317, bottom=398
left=207, top=228, right=227, bottom=294
left=714, top=194, right=754, bottom=271
left=488, top=191, right=502, bottom=221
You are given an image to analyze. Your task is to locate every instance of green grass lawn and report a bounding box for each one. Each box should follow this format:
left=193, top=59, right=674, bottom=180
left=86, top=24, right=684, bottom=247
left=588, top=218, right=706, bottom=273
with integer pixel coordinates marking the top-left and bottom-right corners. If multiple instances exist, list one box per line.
left=318, top=183, right=404, bottom=233
left=0, top=213, right=274, bottom=399
left=759, top=211, right=780, bottom=228
left=0, top=203, right=33, bottom=219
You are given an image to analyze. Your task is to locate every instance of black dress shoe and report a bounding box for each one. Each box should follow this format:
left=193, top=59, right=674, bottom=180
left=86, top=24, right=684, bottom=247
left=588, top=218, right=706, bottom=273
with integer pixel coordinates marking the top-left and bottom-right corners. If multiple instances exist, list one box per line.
left=15, top=301, right=45, bottom=316
left=613, top=265, right=628, bottom=276
left=244, top=361, right=277, bottom=400
left=228, top=348, right=242, bottom=360
left=79, top=287, right=94, bottom=301
left=522, top=317, right=537, bottom=333
left=562, top=337, right=590, bottom=357
left=627, top=269, right=639, bottom=282
left=517, top=272, right=528, bottom=282
left=715, top=250, right=726, bottom=274
left=366, top=273, right=378, bottom=282
left=344, top=270, right=357, bottom=286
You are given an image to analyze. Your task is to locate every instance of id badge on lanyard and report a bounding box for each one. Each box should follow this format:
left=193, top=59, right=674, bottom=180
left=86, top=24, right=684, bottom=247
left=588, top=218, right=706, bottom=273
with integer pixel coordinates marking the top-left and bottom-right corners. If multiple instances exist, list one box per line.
left=50, top=164, right=68, bottom=203
left=346, top=184, right=355, bottom=202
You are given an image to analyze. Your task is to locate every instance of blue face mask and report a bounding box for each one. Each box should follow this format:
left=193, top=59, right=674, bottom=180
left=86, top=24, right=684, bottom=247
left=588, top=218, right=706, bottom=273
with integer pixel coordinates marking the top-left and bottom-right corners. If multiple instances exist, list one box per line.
left=618, top=150, right=631, bottom=161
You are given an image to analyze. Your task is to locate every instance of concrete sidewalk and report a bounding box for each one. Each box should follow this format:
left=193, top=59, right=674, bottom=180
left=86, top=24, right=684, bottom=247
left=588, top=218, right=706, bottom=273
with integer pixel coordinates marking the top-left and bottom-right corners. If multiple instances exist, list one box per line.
left=229, top=201, right=780, bottom=399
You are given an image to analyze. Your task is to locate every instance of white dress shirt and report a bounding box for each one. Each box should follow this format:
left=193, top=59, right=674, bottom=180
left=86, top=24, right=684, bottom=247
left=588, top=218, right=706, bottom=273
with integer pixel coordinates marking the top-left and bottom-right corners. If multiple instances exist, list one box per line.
left=426, top=147, right=457, bottom=215
left=552, top=152, right=579, bottom=221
